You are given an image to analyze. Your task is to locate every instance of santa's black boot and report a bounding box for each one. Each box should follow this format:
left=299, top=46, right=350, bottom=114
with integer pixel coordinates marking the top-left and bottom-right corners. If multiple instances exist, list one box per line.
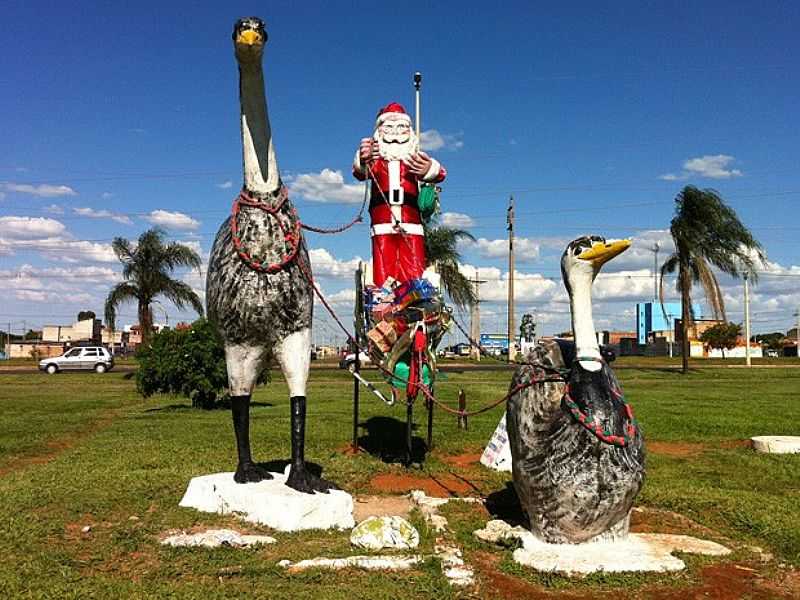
left=284, top=396, right=339, bottom=494
left=231, top=395, right=271, bottom=483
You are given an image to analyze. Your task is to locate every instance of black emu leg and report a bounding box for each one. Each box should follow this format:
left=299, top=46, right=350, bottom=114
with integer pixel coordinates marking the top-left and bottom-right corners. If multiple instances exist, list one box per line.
left=285, top=396, right=339, bottom=494
left=231, top=395, right=272, bottom=483
left=405, top=401, right=414, bottom=467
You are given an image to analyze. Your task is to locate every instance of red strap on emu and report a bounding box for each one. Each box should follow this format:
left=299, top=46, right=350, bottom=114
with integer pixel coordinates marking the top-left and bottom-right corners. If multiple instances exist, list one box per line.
left=230, top=187, right=303, bottom=273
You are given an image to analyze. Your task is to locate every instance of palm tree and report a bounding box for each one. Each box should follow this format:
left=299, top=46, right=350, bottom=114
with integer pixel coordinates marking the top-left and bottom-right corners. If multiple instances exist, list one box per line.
left=105, top=228, right=204, bottom=346
left=424, top=221, right=477, bottom=309
left=659, top=186, right=765, bottom=374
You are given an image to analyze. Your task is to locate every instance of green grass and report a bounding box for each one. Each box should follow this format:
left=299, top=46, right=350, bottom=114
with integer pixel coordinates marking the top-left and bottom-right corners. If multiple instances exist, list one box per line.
left=0, top=367, right=798, bottom=598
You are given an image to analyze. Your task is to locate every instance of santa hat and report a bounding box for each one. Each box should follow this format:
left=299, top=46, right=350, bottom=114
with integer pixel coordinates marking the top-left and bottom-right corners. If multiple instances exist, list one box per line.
left=375, top=102, right=412, bottom=127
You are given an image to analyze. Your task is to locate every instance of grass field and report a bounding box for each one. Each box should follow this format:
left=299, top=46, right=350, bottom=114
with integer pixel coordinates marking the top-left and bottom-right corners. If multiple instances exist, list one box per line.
left=0, top=366, right=798, bottom=598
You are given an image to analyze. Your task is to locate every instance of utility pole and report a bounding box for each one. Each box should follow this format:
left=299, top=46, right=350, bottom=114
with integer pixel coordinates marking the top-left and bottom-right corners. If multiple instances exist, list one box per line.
left=507, top=195, right=515, bottom=362
left=744, top=273, right=751, bottom=367
left=470, top=270, right=486, bottom=361
left=649, top=243, right=660, bottom=300
left=795, top=306, right=800, bottom=360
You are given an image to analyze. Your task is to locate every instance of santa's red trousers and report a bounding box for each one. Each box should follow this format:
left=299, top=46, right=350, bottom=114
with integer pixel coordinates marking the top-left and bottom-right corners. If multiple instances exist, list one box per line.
left=371, top=232, right=425, bottom=287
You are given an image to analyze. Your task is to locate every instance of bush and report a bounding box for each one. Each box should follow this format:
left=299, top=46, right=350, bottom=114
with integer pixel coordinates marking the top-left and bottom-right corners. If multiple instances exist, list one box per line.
left=136, top=318, right=268, bottom=409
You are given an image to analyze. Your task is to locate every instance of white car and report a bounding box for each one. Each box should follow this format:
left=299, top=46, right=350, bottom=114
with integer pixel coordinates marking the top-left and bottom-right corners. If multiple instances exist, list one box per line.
left=39, top=346, right=115, bottom=374
left=339, top=351, right=372, bottom=370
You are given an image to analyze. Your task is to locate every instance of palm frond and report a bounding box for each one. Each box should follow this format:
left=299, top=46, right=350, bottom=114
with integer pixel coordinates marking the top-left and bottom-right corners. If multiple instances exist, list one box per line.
left=104, top=282, right=140, bottom=330
left=159, top=279, right=205, bottom=317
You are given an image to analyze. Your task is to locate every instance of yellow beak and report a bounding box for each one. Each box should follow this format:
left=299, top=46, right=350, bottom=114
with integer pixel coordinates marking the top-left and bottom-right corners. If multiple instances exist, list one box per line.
left=236, top=30, right=263, bottom=46
left=578, top=239, right=631, bottom=267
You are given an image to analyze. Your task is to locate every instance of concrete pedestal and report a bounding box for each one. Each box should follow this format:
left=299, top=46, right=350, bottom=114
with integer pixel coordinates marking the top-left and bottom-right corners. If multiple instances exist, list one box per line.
left=752, top=436, right=800, bottom=454
left=475, top=520, right=730, bottom=576
left=179, top=470, right=354, bottom=532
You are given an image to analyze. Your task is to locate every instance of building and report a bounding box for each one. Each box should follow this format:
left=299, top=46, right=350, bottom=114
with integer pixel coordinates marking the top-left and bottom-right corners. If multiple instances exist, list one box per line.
left=636, top=301, right=702, bottom=344
left=8, top=341, right=65, bottom=359
left=42, top=318, right=101, bottom=344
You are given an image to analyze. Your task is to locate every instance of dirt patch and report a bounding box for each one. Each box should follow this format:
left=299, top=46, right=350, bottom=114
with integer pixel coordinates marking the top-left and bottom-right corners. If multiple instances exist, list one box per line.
left=369, top=472, right=480, bottom=496
left=0, top=412, right=121, bottom=477
left=352, top=495, right=414, bottom=521
left=644, top=562, right=796, bottom=600
left=471, top=551, right=590, bottom=600
left=647, top=441, right=707, bottom=457
left=630, top=506, right=723, bottom=538
left=647, top=439, right=751, bottom=458
left=442, top=452, right=483, bottom=468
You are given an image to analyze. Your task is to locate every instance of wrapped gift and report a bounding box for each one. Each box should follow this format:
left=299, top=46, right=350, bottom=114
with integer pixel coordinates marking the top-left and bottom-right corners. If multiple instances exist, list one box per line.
left=367, top=320, right=398, bottom=353
left=371, top=301, right=394, bottom=321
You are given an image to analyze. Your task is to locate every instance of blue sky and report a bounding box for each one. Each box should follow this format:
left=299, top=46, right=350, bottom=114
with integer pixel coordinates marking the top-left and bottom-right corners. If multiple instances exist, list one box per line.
left=2, top=1, right=799, bottom=342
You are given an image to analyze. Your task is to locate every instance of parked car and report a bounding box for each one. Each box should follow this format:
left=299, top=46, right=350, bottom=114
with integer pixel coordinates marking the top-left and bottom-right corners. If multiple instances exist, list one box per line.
left=39, top=346, right=114, bottom=374
left=338, top=351, right=372, bottom=370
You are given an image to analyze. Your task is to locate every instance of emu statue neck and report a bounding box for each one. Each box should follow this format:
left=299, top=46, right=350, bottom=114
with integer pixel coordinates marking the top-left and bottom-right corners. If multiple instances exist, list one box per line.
left=239, top=64, right=280, bottom=195
left=569, top=276, right=602, bottom=371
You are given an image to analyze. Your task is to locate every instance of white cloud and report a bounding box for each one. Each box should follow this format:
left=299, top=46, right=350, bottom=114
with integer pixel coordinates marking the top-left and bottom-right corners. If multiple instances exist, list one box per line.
left=440, top=212, right=475, bottom=228
left=73, top=207, right=132, bottom=225
left=659, top=154, right=742, bottom=181
left=290, top=169, right=365, bottom=204
left=0, top=216, right=67, bottom=239
left=44, top=204, right=64, bottom=214
left=144, top=209, right=200, bottom=231
left=684, top=155, right=742, bottom=179
left=466, top=237, right=540, bottom=262
left=101, top=192, right=114, bottom=199
left=308, top=248, right=363, bottom=278
left=1, top=182, right=77, bottom=197
left=419, top=129, right=464, bottom=152
left=217, top=180, right=233, bottom=189
left=25, top=238, right=118, bottom=263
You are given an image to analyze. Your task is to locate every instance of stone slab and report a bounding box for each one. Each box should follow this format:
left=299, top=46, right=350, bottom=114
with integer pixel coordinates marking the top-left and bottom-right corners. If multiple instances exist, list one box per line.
left=350, top=516, right=419, bottom=550
left=475, top=519, right=730, bottom=576
left=751, top=436, right=800, bottom=454
left=179, top=470, right=354, bottom=532
left=279, top=555, right=422, bottom=572
left=161, top=528, right=276, bottom=548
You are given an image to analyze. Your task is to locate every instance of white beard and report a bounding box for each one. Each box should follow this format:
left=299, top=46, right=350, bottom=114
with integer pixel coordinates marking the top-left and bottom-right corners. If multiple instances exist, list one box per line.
left=375, top=130, right=419, bottom=162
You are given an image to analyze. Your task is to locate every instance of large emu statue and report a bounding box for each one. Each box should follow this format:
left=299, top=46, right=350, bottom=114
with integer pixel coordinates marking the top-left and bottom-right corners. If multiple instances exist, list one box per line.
left=206, top=17, right=337, bottom=494
left=506, top=236, right=645, bottom=543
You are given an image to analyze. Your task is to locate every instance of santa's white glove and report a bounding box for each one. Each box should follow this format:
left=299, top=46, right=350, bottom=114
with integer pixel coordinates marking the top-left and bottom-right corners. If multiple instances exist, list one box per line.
left=407, top=151, right=433, bottom=176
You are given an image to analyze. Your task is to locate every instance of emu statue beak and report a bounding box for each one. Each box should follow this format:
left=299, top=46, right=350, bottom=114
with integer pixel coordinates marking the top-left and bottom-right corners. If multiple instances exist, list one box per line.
left=236, top=30, right=263, bottom=46
left=579, top=239, right=631, bottom=268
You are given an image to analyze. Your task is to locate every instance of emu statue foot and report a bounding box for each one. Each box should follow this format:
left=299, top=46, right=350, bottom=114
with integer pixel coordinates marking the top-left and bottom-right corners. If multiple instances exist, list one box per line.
left=285, top=465, right=339, bottom=494
left=233, top=462, right=273, bottom=484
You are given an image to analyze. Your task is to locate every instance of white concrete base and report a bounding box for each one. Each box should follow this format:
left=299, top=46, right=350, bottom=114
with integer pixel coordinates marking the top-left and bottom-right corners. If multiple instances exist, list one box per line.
left=279, top=555, right=421, bottom=572
left=435, top=543, right=475, bottom=587
left=752, top=436, right=800, bottom=454
left=475, top=520, right=730, bottom=576
left=179, top=470, right=354, bottom=532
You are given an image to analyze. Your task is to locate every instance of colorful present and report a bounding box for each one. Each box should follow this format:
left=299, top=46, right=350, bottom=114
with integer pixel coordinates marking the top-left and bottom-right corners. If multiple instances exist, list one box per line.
left=367, top=320, right=398, bottom=353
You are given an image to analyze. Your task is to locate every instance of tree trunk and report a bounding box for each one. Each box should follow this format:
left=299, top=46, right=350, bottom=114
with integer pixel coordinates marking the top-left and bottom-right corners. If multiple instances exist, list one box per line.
left=138, top=301, right=153, bottom=347
left=680, top=268, right=690, bottom=375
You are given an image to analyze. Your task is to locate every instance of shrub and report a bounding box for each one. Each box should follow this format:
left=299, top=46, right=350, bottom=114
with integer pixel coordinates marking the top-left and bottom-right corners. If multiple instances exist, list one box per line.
left=136, top=318, right=268, bottom=409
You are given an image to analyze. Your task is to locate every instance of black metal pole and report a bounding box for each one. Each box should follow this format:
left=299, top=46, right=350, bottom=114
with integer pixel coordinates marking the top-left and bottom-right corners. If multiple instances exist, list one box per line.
left=351, top=343, right=360, bottom=452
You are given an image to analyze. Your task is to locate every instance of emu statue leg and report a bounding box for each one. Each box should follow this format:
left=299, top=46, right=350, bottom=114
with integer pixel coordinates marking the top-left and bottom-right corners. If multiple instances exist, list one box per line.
left=231, top=395, right=272, bottom=483
left=226, top=343, right=271, bottom=483
left=277, top=328, right=339, bottom=494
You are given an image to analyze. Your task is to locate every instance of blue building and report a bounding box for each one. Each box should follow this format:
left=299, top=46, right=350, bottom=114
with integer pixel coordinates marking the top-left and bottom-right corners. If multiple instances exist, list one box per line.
left=636, top=302, right=701, bottom=344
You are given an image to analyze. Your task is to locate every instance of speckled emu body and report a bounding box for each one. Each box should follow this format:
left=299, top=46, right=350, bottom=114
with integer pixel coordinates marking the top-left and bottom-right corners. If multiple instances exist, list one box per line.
left=506, top=339, right=646, bottom=544
left=206, top=195, right=312, bottom=348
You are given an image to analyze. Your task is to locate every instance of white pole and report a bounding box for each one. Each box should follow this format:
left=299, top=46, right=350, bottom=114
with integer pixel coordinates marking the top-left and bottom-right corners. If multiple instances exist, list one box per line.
left=744, top=273, right=751, bottom=367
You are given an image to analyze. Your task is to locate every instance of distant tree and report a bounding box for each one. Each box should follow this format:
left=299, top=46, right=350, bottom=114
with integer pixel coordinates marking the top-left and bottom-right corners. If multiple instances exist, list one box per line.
left=77, top=310, right=96, bottom=322
left=754, top=332, right=785, bottom=351
left=424, top=218, right=478, bottom=309
left=104, top=228, right=203, bottom=347
left=520, top=313, right=536, bottom=343
left=660, top=186, right=765, bottom=374
left=136, top=318, right=268, bottom=409
left=699, top=322, right=742, bottom=359
left=24, top=329, right=41, bottom=340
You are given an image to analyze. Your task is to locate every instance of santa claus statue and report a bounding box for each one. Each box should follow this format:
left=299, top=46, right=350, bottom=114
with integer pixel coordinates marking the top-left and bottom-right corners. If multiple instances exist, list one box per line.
left=353, top=102, right=446, bottom=287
